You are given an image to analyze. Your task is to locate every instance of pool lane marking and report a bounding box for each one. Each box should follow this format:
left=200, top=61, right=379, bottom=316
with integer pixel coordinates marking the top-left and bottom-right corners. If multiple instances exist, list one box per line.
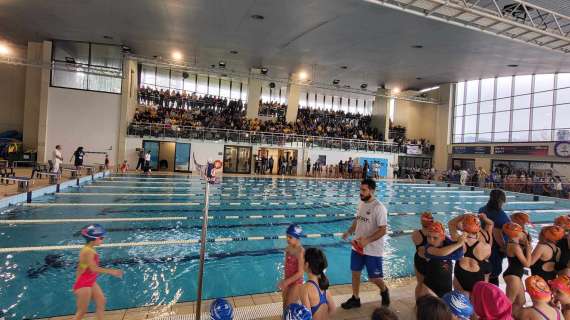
left=22, top=200, right=555, bottom=208
left=0, top=217, right=187, bottom=224
left=0, top=231, right=416, bottom=253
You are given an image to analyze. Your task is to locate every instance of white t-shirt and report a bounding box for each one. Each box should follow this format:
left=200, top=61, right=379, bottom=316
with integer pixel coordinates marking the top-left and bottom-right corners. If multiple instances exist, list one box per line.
left=145, top=153, right=151, bottom=161
left=354, top=198, right=388, bottom=257
left=460, top=170, right=468, bottom=179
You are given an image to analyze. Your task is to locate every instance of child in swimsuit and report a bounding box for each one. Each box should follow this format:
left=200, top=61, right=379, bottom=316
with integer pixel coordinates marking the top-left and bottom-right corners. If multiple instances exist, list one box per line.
left=518, top=275, right=563, bottom=320
left=502, top=222, right=532, bottom=315
left=550, top=275, right=570, bottom=320
left=73, top=224, right=123, bottom=320
left=554, top=215, right=570, bottom=276
left=531, top=226, right=564, bottom=282
left=278, top=224, right=305, bottom=310
left=412, top=212, right=433, bottom=299
left=300, top=248, right=336, bottom=320
left=120, top=161, right=129, bottom=174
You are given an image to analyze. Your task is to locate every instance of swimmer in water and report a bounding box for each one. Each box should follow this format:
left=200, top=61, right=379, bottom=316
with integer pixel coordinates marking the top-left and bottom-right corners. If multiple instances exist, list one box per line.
left=72, top=224, right=123, bottom=320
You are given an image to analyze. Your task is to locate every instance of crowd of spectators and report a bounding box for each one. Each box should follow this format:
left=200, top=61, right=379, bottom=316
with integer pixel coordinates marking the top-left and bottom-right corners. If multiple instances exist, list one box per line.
left=134, top=87, right=384, bottom=142
left=441, top=167, right=569, bottom=199
left=258, top=102, right=287, bottom=119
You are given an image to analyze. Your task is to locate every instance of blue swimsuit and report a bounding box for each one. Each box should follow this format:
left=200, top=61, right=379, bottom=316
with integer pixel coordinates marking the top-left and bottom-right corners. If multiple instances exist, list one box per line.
left=307, top=280, right=328, bottom=314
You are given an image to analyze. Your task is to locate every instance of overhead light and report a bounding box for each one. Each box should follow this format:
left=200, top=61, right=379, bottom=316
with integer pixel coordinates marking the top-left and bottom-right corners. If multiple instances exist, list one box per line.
left=172, top=51, right=183, bottom=60
left=343, top=85, right=351, bottom=88
left=340, top=65, right=348, bottom=70
left=65, top=57, right=76, bottom=64
left=229, top=50, right=239, bottom=55
left=298, top=71, right=308, bottom=80
left=360, top=83, right=368, bottom=89
left=251, top=14, right=265, bottom=20
left=103, top=35, right=114, bottom=40
left=412, top=45, right=424, bottom=49
left=416, top=77, right=423, bottom=80
left=0, top=43, right=11, bottom=56
left=507, top=64, right=519, bottom=67
left=219, top=61, right=226, bottom=68
left=392, top=88, right=401, bottom=94
left=261, top=67, right=268, bottom=75
left=419, top=86, right=440, bottom=93
left=332, top=79, right=340, bottom=85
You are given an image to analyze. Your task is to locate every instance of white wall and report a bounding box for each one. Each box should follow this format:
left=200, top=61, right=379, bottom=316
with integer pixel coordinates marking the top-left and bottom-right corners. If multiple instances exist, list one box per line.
left=0, top=63, right=26, bottom=134
left=46, top=87, right=121, bottom=165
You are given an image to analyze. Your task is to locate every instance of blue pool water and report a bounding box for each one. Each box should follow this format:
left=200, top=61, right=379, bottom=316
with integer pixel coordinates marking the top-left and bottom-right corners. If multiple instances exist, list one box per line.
left=1, top=176, right=570, bottom=319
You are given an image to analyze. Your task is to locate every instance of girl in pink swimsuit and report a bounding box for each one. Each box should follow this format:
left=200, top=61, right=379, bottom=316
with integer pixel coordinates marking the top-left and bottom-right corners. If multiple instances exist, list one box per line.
left=73, top=224, right=123, bottom=320
left=278, top=224, right=305, bottom=310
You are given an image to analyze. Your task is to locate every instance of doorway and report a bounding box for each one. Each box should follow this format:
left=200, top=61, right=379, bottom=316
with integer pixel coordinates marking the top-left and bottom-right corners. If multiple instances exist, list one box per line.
left=142, top=140, right=160, bottom=171
left=174, top=143, right=191, bottom=172
left=223, top=145, right=252, bottom=174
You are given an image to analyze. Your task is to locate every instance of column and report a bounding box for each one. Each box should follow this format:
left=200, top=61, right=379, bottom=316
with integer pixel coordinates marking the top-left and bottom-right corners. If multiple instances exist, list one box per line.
left=432, top=83, right=453, bottom=171
left=117, top=59, right=139, bottom=167
left=245, top=77, right=262, bottom=119
left=285, top=83, right=301, bottom=123
left=23, top=41, right=51, bottom=162
left=371, top=88, right=391, bottom=142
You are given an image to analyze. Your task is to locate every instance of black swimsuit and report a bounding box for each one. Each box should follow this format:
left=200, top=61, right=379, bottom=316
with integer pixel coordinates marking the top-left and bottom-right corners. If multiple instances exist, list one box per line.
left=531, top=242, right=559, bottom=282
left=414, top=230, right=429, bottom=275
left=557, top=238, right=570, bottom=272
left=503, top=241, right=525, bottom=278
left=454, top=241, right=486, bottom=292
left=479, top=230, right=493, bottom=275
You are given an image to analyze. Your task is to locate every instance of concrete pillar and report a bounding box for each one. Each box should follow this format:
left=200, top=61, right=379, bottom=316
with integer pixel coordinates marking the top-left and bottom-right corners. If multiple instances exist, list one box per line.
left=23, top=41, right=51, bottom=162
left=285, top=83, right=301, bottom=123
left=371, top=89, right=391, bottom=142
left=432, top=83, right=453, bottom=172
left=246, top=77, right=262, bottom=119
left=117, top=59, right=139, bottom=167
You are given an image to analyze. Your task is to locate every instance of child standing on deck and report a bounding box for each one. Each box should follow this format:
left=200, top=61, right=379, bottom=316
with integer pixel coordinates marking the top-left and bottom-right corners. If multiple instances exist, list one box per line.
left=278, top=224, right=305, bottom=310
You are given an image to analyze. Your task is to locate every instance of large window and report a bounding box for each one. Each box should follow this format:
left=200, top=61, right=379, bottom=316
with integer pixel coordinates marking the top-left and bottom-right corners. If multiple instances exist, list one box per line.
left=453, top=74, right=570, bottom=143
left=51, top=40, right=123, bottom=93
left=139, top=65, right=247, bottom=101
left=300, top=91, right=373, bottom=115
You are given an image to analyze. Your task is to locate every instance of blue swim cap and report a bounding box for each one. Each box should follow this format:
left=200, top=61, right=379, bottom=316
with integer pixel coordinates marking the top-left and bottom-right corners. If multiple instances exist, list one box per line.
left=286, top=224, right=303, bottom=239
left=442, top=291, right=473, bottom=320
left=81, top=224, right=106, bottom=240
left=284, top=303, right=312, bottom=320
left=210, top=298, right=233, bottom=320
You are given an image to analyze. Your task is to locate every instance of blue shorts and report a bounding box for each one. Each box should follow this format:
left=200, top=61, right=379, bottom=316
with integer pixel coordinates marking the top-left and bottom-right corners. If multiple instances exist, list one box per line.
left=350, top=250, right=384, bottom=278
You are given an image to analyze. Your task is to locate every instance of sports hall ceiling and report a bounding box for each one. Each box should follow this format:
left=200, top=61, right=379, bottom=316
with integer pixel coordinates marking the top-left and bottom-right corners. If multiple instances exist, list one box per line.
left=1, top=0, right=570, bottom=91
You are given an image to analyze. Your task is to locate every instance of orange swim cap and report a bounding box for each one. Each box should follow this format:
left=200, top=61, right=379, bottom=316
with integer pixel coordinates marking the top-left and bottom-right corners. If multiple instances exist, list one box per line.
left=462, top=214, right=481, bottom=234
left=502, top=222, right=524, bottom=239
left=550, top=275, right=570, bottom=296
left=421, top=212, right=434, bottom=228
left=428, top=221, right=445, bottom=238
left=554, top=215, right=570, bottom=231
left=543, top=225, right=565, bottom=242
left=510, top=212, right=532, bottom=227
left=525, top=275, right=552, bottom=302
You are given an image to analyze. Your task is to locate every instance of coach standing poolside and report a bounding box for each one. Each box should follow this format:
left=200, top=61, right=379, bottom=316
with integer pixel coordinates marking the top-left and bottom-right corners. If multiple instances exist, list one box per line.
left=341, top=178, right=390, bottom=309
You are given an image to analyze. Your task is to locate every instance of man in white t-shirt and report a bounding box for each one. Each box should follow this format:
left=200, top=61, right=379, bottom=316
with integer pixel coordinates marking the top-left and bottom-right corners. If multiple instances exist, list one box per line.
left=52, top=145, right=63, bottom=173
left=341, top=179, right=390, bottom=309
left=460, top=169, right=468, bottom=185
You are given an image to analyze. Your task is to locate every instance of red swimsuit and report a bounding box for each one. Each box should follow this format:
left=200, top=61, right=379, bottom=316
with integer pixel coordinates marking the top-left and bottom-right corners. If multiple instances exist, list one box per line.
left=285, top=252, right=303, bottom=287
left=73, top=246, right=99, bottom=291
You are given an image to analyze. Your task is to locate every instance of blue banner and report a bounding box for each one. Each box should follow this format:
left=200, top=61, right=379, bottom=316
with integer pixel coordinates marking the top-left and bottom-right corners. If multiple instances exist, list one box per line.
left=452, top=146, right=491, bottom=155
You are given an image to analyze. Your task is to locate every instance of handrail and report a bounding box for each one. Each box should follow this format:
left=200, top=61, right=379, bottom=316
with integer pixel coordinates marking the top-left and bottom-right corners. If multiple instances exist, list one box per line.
left=126, top=122, right=419, bottom=154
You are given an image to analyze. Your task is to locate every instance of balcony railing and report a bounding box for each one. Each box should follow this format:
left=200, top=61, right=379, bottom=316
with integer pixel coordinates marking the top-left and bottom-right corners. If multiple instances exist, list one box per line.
left=127, top=122, right=406, bottom=153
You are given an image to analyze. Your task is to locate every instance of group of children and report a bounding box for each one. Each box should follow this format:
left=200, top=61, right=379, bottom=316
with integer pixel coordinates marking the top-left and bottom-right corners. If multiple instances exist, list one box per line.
left=412, top=197, right=570, bottom=319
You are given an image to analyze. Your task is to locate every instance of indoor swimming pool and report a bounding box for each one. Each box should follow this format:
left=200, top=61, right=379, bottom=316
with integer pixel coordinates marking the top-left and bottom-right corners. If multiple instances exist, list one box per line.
left=1, top=175, right=569, bottom=319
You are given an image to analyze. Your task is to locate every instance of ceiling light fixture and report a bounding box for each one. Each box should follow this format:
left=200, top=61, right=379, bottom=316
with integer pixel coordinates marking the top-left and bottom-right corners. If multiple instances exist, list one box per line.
left=172, top=51, right=183, bottom=60
left=251, top=14, right=265, bottom=20
left=507, top=64, right=519, bottom=67
left=412, top=45, right=424, bottom=49
left=103, top=35, right=113, bottom=40
left=360, top=83, right=368, bottom=89
left=419, top=86, right=440, bottom=93
left=416, top=77, right=423, bottom=80
left=340, top=65, right=348, bottom=70
left=0, top=43, right=10, bottom=56
left=332, top=79, right=340, bottom=85
left=392, top=88, right=401, bottom=94
left=219, top=61, right=226, bottom=68
left=260, top=67, right=268, bottom=75
left=298, top=71, right=308, bottom=80
left=229, top=50, right=239, bottom=54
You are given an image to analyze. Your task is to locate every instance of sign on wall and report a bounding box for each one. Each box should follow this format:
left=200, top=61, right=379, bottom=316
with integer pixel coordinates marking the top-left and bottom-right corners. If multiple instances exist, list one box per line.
left=493, top=145, right=549, bottom=156
left=406, top=145, right=422, bottom=155
left=452, top=146, right=492, bottom=155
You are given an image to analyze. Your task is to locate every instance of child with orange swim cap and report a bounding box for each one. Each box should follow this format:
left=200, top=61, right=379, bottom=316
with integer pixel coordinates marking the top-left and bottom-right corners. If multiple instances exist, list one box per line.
left=448, top=214, right=490, bottom=295
left=502, top=222, right=533, bottom=315
left=412, top=212, right=434, bottom=299
left=554, top=215, right=570, bottom=276
left=550, top=275, right=570, bottom=319
left=518, top=275, right=562, bottom=320
left=531, top=226, right=564, bottom=283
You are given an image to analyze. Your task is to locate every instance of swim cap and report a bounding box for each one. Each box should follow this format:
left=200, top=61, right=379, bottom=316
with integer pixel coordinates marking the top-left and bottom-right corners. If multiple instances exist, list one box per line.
left=543, top=225, right=565, bottom=242
left=442, top=291, right=473, bottom=320
left=555, top=215, right=570, bottom=231
left=462, top=214, right=481, bottom=234
left=286, top=224, right=303, bottom=239
left=428, top=221, right=445, bottom=237
left=549, top=275, right=570, bottom=296
left=471, top=282, right=512, bottom=320
left=510, top=212, right=532, bottom=227
left=210, top=298, right=233, bottom=320
left=81, top=224, right=106, bottom=240
left=525, top=275, right=552, bottom=302
left=284, top=303, right=312, bottom=320
left=420, top=212, right=434, bottom=228
left=502, top=222, right=523, bottom=239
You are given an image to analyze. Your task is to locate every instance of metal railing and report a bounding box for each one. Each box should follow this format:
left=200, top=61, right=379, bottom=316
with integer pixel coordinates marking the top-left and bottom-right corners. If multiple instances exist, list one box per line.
left=127, top=122, right=407, bottom=153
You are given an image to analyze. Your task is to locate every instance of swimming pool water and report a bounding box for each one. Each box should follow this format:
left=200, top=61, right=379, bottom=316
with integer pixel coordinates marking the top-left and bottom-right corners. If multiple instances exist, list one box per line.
left=1, top=176, right=569, bottom=319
